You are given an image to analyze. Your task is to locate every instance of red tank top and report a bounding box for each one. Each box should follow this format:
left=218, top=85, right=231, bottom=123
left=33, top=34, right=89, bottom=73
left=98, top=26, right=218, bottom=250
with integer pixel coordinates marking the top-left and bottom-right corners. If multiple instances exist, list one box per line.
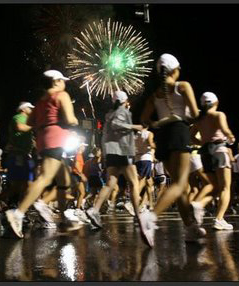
left=31, top=92, right=70, bottom=152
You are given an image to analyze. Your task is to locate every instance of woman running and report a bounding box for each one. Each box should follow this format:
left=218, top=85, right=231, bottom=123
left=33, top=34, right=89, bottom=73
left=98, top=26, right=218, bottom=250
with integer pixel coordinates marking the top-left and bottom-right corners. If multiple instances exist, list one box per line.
left=191, top=91, right=235, bottom=230
left=86, top=90, right=157, bottom=246
left=140, top=53, right=207, bottom=246
left=6, top=70, right=79, bottom=238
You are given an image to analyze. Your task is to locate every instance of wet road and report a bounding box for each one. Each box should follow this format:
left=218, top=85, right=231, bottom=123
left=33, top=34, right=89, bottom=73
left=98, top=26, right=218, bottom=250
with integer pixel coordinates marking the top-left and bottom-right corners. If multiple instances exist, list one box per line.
left=1, top=211, right=239, bottom=281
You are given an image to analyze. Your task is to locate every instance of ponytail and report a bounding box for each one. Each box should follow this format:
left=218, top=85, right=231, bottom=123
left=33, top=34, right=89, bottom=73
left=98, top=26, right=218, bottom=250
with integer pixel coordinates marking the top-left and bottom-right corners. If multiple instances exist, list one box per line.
left=197, top=103, right=212, bottom=120
left=159, top=66, right=174, bottom=115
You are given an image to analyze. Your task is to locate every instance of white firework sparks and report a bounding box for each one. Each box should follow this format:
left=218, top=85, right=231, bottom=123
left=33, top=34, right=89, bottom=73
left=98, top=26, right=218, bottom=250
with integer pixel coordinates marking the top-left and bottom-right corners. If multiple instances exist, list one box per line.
left=66, top=18, right=153, bottom=98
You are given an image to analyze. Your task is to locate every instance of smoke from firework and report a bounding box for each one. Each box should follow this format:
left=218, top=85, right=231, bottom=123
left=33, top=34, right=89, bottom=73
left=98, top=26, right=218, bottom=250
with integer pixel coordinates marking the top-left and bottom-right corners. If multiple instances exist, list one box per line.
left=32, top=5, right=115, bottom=70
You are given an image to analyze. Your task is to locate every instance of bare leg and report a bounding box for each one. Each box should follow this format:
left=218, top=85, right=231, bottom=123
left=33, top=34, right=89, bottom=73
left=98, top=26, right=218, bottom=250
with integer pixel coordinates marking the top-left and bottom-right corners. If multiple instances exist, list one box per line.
left=110, top=184, right=119, bottom=205
left=122, top=164, right=141, bottom=216
left=215, top=168, right=231, bottom=220
left=193, top=173, right=217, bottom=207
left=188, top=172, right=199, bottom=202
left=76, top=182, right=86, bottom=209
left=18, top=157, right=63, bottom=214
left=145, top=177, right=154, bottom=210
left=154, top=151, right=192, bottom=225
left=42, top=187, right=57, bottom=204
left=94, top=167, right=119, bottom=212
left=55, top=160, right=72, bottom=218
left=139, top=177, right=146, bottom=195
left=156, top=183, right=167, bottom=201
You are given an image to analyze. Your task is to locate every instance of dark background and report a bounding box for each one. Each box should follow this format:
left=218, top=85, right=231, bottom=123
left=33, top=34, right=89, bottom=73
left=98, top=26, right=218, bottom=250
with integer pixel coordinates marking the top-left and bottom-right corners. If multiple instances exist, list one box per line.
left=0, top=4, right=239, bottom=151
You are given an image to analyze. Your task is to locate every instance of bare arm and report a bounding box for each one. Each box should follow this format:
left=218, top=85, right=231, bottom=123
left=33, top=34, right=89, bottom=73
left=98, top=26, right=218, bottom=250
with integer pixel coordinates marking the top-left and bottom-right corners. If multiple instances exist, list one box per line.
left=16, top=122, right=32, bottom=132
left=190, top=124, right=202, bottom=145
left=227, top=147, right=235, bottom=162
left=179, top=81, right=199, bottom=119
left=14, top=113, right=33, bottom=132
left=217, top=112, right=235, bottom=144
left=58, top=91, right=78, bottom=125
left=147, top=131, right=156, bottom=149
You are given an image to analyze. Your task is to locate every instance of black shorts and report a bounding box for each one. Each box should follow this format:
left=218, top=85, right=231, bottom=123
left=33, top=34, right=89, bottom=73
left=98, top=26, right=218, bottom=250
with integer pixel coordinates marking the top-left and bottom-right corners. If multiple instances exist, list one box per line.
left=106, top=154, right=134, bottom=168
left=154, top=175, right=167, bottom=185
left=40, top=148, right=65, bottom=161
left=135, top=160, right=152, bottom=179
left=154, top=121, right=191, bottom=161
left=71, top=173, right=82, bottom=184
left=88, top=175, right=104, bottom=189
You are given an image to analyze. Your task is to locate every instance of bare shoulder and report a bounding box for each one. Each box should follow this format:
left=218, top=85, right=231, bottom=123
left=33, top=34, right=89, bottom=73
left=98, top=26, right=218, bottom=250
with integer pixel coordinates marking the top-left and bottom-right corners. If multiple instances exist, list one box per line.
left=57, top=91, right=70, bottom=99
left=177, top=81, right=191, bottom=92
left=57, top=91, right=71, bottom=104
left=214, top=111, right=226, bottom=118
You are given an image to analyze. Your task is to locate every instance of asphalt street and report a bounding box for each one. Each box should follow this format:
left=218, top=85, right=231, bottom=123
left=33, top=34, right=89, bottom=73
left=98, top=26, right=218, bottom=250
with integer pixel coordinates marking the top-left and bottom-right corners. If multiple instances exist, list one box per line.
left=0, top=210, right=239, bottom=281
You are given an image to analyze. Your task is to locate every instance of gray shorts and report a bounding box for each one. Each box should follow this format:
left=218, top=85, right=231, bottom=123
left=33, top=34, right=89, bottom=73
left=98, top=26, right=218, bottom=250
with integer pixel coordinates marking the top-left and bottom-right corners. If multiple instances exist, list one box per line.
left=201, top=151, right=231, bottom=173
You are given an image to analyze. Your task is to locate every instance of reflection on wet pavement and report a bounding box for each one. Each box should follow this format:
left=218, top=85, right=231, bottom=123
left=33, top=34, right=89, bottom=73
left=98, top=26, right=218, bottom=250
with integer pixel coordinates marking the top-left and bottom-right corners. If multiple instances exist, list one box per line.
left=1, top=212, right=239, bottom=281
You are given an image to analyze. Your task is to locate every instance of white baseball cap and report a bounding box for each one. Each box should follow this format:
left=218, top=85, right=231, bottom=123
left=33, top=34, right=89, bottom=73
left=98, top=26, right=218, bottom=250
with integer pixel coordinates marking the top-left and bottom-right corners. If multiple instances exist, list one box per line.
left=17, top=102, right=35, bottom=112
left=43, top=70, right=70, bottom=81
left=200, top=92, right=218, bottom=106
left=156, top=53, right=180, bottom=73
left=112, top=90, right=128, bottom=103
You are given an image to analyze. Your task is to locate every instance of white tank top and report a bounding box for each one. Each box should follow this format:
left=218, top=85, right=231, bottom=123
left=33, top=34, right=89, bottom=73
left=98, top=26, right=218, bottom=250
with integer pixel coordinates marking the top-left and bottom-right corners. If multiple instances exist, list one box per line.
left=135, top=130, right=153, bottom=161
left=153, top=82, right=187, bottom=120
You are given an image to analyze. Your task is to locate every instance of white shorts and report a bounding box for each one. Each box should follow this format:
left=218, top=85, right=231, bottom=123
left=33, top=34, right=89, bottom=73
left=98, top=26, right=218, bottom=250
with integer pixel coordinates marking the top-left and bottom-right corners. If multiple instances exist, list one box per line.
left=190, top=154, right=203, bottom=173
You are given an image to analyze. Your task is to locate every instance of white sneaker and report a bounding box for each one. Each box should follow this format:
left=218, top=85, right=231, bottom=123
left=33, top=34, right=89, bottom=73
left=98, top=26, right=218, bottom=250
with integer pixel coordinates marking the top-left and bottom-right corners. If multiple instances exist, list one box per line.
left=116, top=201, right=125, bottom=208
left=86, top=207, right=102, bottom=228
left=64, top=209, right=84, bottom=224
left=212, top=218, right=233, bottom=230
left=124, top=202, right=136, bottom=217
left=139, top=211, right=158, bottom=247
left=5, top=209, right=24, bottom=238
left=34, top=200, right=54, bottom=223
left=185, top=224, right=207, bottom=242
left=107, top=204, right=115, bottom=213
left=191, top=201, right=205, bottom=225
left=74, top=208, right=91, bottom=224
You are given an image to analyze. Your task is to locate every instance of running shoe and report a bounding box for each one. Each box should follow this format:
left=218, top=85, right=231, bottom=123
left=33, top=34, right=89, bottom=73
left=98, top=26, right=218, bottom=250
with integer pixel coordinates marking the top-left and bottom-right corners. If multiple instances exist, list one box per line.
left=5, top=209, right=24, bottom=238
left=86, top=207, right=102, bottom=228
left=212, top=218, right=233, bottom=230
left=64, top=209, right=84, bottom=225
left=190, top=201, right=205, bottom=225
left=107, top=204, right=115, bottom=214
left=185, top=224, right=207, bottom=242
left=33, top=200, right=54, bottom=223
left=124, top=201, right=136, bottom=217
left=74, top=208, right=91, bottom=224
left=139, top=211, right=158, bottom=248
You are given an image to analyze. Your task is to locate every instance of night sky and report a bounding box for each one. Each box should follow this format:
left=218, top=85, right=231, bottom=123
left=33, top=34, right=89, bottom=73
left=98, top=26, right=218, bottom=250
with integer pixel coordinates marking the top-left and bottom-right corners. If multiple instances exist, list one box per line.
left=1, top=4, right=239, bottom=151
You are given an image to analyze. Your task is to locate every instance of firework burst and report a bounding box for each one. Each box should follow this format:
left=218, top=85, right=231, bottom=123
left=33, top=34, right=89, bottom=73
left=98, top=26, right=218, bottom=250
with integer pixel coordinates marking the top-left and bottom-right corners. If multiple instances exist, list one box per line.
left=67, top=18, right=153, bottom=97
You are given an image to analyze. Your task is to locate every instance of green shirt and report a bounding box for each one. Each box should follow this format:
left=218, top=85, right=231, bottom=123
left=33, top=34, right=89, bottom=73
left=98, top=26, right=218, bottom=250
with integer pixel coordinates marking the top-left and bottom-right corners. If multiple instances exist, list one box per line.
left=8, top=113, right=33, bottom=155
